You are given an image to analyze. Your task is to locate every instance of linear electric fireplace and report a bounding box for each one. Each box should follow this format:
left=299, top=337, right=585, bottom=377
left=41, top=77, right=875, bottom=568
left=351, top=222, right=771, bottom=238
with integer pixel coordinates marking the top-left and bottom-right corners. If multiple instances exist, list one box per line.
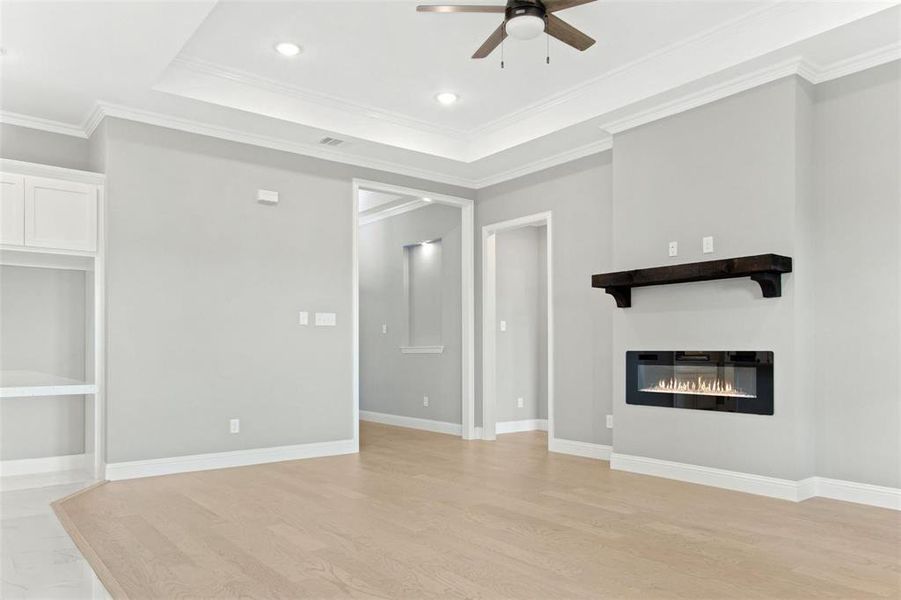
left=626, top=351, right=774, bottom=415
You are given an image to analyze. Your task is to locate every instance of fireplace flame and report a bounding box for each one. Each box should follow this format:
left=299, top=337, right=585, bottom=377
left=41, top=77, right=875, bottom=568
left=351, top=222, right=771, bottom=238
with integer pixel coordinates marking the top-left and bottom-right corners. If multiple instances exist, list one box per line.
left=640, top=376, right=756, bottom=399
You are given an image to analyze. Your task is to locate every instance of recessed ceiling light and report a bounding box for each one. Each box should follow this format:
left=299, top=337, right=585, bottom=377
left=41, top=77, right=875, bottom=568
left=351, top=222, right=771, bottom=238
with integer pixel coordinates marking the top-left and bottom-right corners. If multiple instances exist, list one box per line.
left=435, top=92, right=458, bottom=106
left=422, top=197, right=433, bottom=203
left=275, top=42, right=301, bottom=57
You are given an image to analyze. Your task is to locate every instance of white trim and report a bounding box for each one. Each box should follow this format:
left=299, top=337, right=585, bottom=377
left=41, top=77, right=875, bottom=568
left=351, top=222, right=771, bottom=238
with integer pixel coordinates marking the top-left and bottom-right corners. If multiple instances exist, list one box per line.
left=809, top=41, right=901, bottom=84
left=0, top=111, right=88, bottom=138
left=400, top=345, right=445, bottom=354
left=496, top=419, right=548, bottom=434
left=359, top=199, right=429, bottom=226
left=0, top=453, right=88, bottom=477
left=812, top=477, right=901, bottom=511
left=549, top=438, right=611, bottom=460
left=472, top=138, right=612, bottom=189
left=481, top=212, right=553, bottom=444
left=89, top=102, right=475, bottom=189
left=353, top=179, right=476, bottom=440
left=0, top=159, right=105, bottom=185
left=611, top=453, right=801, bottom=501
left=105, top=439, right=356, bottom=481
left=360, top=410, right=462, bottom=436
left=611, top=453, right=901, bottom=510
left=351, top=181, right=360, bottom=453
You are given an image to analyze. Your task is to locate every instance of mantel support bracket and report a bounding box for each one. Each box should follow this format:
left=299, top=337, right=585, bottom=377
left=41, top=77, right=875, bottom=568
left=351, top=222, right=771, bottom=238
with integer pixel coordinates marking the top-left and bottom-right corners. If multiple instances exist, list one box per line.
left=749, top=272, right=782, bottom=298
left=605, top=286, right=632, bottom=308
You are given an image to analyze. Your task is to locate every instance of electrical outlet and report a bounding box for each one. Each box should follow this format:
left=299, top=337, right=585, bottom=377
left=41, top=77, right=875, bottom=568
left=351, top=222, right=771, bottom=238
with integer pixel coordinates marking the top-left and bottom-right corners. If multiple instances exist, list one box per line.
left=499, top=320, right=507, bottom=332
left=230, top=418, right=240, bottom=434
left=381, top=324, right=387, bottom=334
left=702, top=236, right=714, bottom=254
left=606, top=414, right=613, bottom=429
left=423, top=396, right=429, bottom=407
left=517, top=397, right=524, bottom=408
left=298, top=311, right=309, bottom=326
left=668, top=241, right=678, bottom=257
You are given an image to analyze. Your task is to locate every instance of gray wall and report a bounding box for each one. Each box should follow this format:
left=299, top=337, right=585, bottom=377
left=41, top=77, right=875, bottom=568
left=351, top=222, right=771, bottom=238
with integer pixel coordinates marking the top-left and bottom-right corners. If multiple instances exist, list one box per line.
left=0, top=123, right=92, bottom=171
left=95, top=118, right=472, bottom=463
left=0, top=266, right=86, bottom=459
left=359, top=204, right=462, bottom=424
left=611, top=77, right=816, bottom=481
left=495, top=226, right=547, bottom=423
left=812, top=62, right=900, bottom=488
left=476, top=153, right=614, bottom=444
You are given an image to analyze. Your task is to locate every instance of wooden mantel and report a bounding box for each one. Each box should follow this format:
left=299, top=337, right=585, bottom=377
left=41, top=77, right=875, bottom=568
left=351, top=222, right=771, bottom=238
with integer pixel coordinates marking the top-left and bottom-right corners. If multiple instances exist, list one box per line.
left=591, top=254, right=792, bottom=308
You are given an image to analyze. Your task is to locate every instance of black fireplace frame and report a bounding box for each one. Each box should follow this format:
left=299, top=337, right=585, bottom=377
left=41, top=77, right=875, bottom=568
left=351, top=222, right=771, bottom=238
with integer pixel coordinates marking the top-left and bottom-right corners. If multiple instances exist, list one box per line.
left=626, top=351, right=774, bottom=415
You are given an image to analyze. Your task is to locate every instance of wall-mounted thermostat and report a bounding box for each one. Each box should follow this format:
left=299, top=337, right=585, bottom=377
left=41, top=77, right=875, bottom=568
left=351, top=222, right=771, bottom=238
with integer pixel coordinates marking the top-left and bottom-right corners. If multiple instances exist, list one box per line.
left=257, top=189, right=279, bottom=205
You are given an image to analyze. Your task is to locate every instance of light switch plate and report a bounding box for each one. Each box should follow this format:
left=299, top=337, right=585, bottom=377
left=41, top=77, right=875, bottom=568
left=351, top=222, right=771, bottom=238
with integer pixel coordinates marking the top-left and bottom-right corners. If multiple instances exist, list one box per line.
left=499, top=320, right=507, bottom=332
left=668, top=241, right=678, bottom=257
left=298, top=311, right=309, bottom=326
left=517, top=397, right=524, bottom=408
left=315, top=312, right=337, bottom=326
left=230, top=418, right=240, bottom=434
left=702, top=236, right=714, bottom=254
left=606, top=414, right=613, bottom=429
left=423, top=396, right=429, bottom=407
left=381, top=324, right=387, bottom=334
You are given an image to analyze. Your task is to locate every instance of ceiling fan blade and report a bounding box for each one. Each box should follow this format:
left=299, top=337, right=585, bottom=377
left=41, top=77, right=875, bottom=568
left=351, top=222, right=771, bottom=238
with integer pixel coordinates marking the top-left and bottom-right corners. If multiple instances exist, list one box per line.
left=417, top=4, right=506, bottom=13
left=472, top=22, right=507, bottom=58
left=546, top=14, right=595, bottom=51
left=543, top=0, right=598, bottom=12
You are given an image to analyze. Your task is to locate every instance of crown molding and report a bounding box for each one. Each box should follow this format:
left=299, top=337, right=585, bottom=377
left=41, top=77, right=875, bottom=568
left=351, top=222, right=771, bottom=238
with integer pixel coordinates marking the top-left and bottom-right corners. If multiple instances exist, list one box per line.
left=601, top=56, right=809, bottom=135
left=4, top=42, right=898, bottom=190
left=806, top=40, right=901, bottom=84
left=473, top=137, right=612, bottom=189
left=0, top=110, right=88, bottom=138
left=89, top=102, right=476, bottom=188
left=170, top=56, right=469, bottom=142
left=470, top=1, right=788, bottom=140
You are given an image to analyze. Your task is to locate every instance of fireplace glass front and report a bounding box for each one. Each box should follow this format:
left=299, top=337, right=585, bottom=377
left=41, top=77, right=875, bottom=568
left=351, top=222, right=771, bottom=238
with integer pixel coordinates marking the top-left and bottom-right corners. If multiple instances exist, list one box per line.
left=626, top=351, right=773, bottom=415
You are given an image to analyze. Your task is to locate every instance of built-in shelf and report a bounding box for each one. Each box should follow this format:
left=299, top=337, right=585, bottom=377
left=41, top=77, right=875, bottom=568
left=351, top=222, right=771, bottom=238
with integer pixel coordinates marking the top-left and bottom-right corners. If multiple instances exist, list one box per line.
left=592, top=254, right=792, bottom=308
left=0, top=370, right=96, bottom=398
left=400, top=345, right=445, bottom=354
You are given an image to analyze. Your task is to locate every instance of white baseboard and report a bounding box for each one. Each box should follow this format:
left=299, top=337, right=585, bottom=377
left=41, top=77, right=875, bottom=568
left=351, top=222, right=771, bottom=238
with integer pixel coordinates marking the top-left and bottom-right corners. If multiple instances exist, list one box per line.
left=549, top=437, right=612, bottom=460
left=496, top=419, right=548, bottom=434
left=360, top=410, right=461, bottom=436
left=611, top=453, right=901, bottom=510
left=812, top=477, right=901, bottom=511
left=611, top=453, right=801, bottom=501
left=0, top=453, right=88, bottom=477
left=105, top=439, right=356, bottom=481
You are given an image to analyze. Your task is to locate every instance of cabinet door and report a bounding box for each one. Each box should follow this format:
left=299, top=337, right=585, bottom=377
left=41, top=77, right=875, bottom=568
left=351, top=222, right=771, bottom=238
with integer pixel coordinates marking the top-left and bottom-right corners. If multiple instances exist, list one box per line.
left=0, top=173, right=25, bottom=246
left=24, top=177, right=98, bottom=252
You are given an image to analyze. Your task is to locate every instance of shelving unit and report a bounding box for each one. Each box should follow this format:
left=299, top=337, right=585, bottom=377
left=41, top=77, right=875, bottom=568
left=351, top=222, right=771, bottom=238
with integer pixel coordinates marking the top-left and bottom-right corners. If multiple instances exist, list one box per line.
left=0, top=370, right=97, bottom=398
left=0, top=159, right=105, bottom=485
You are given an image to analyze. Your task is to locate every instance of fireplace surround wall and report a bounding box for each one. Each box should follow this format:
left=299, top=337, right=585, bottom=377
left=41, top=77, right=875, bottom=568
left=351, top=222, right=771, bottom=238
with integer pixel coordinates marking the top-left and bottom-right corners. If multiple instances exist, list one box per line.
left=626, top=351, right=774, bottom=415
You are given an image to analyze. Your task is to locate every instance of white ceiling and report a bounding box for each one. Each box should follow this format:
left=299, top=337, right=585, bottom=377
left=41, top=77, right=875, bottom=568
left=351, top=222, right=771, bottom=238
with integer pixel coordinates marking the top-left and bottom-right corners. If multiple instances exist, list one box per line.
left=1, top=1, right=899, bottom=186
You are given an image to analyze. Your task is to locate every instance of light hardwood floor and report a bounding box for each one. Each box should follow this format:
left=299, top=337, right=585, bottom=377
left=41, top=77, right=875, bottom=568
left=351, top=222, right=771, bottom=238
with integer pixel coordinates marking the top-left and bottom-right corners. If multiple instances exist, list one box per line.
left=55, top=423, right=900, bottom=599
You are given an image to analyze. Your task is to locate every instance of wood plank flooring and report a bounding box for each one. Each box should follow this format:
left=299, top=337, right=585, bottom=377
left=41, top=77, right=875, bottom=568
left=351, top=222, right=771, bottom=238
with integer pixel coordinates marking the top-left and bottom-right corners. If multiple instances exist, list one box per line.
left=54, top=423, right=900, bottom=599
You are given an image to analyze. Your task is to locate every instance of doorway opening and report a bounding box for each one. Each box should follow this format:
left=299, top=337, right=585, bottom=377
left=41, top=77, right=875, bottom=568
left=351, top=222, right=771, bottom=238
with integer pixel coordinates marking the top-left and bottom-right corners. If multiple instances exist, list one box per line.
left=352, top=180, right=474, bottom=448
left=481, top=212, right=553, bottom=445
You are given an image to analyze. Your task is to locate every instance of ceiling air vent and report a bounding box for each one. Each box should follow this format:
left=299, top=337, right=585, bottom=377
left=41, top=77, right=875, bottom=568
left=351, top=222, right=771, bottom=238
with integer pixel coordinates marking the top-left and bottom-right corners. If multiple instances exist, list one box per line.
left=319, top=136, right=344, bottom=146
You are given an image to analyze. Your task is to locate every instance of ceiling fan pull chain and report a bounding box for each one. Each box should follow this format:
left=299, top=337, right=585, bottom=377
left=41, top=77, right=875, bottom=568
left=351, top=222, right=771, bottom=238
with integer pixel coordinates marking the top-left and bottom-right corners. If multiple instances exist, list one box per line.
left=546, top=22, right=550, bottom=64
left=501, top=38, right=505, bottom=69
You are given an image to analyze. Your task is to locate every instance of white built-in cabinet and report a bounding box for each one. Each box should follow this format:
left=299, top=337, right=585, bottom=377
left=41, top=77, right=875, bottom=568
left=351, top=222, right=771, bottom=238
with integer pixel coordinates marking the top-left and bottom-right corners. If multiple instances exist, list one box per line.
left=1, top=173, right=98, bottom=252
left=0, top=159, right=105, bottom=484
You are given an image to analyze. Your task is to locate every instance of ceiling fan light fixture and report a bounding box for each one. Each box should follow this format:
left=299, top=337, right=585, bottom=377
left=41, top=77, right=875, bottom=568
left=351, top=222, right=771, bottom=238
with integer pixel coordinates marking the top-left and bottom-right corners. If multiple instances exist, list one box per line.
left=505, top=14, right=545, bottom=40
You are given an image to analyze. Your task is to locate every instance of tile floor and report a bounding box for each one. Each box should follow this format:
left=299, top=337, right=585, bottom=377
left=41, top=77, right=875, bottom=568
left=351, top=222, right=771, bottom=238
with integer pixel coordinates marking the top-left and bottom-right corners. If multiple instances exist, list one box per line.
left=1, top=473, right=108, bottom=599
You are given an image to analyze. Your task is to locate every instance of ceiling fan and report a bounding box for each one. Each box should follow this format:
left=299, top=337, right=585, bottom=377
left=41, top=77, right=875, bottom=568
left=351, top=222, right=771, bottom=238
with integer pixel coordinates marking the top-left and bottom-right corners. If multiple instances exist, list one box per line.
left=417, top=0, right=597, bottom=60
